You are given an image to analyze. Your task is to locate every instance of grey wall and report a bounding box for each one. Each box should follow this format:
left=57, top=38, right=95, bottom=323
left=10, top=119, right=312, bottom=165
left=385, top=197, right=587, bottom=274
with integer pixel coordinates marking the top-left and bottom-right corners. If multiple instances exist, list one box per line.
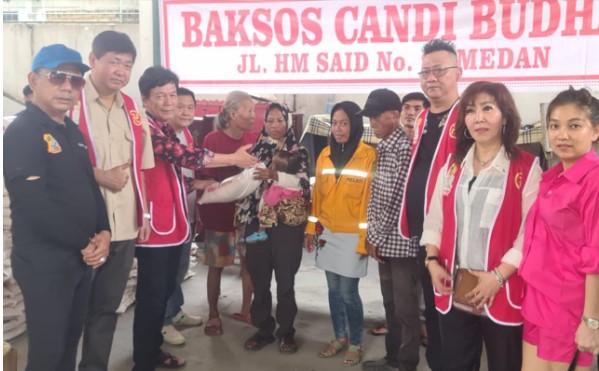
left=3, top=23, right=142, bottom=116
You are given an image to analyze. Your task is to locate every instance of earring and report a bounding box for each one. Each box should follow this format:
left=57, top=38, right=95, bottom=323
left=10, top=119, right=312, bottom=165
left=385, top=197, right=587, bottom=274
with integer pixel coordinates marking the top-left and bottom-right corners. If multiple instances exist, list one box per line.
left=502, top=124, right=506, bottom=135
left=464, top=129, right=473, bottom=139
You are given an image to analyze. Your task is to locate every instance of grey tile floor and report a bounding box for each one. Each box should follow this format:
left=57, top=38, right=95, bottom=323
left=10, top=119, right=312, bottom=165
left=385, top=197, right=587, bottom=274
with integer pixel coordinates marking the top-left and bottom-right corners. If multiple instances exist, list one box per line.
left=9, top=248, right=598, bottom=371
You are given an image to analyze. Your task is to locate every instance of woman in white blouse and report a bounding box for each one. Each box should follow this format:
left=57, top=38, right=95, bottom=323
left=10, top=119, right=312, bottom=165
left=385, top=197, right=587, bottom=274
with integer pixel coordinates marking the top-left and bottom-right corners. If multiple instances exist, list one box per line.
left=420, top=81, right=541, bottom=371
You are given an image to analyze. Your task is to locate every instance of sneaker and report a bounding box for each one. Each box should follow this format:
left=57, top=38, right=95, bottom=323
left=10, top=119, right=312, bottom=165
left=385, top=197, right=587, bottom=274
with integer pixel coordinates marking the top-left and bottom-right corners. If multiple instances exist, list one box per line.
left=162, top=325, right=185, bottom=345
left=245, top=231, right=268, bottom=244
left=172, top=310, right=204, bottom=326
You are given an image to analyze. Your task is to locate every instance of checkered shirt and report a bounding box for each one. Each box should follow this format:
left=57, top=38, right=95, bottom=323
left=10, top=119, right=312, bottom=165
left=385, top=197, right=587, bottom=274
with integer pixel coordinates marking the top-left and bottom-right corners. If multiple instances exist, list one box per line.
left=366, top=126, right=415, bottom=258
left=300, top=115, right=380, bottom=145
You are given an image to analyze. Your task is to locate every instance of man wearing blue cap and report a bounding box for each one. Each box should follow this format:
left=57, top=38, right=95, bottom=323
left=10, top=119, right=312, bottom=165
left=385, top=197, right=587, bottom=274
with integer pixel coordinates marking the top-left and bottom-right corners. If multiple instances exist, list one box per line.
left=3, top=44, right=111, bottom=371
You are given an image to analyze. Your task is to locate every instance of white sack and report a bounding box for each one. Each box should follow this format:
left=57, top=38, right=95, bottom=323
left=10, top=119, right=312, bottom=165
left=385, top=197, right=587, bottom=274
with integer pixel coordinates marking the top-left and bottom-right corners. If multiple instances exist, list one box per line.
left=198, top=163, right=265, bottom=205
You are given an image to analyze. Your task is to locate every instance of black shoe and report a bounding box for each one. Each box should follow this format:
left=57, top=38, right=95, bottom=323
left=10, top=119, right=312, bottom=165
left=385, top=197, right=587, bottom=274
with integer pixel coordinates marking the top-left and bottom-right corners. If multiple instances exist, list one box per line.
left=362, top=358, right=399, bottom=371
left=244, top=332, right=275, bottom=351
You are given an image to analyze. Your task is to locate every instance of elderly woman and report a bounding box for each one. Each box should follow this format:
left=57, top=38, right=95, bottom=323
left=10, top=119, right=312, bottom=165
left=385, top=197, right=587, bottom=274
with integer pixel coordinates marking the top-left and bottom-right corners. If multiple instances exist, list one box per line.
left=236, top=103, right=310, bottom=353
left=520, top=87, right=599, bottom=371
left=198, top=90, right=257, bottom=336
left=421, top=81, right=542, bottom=371
left=304, top=101, right=376, bottom=366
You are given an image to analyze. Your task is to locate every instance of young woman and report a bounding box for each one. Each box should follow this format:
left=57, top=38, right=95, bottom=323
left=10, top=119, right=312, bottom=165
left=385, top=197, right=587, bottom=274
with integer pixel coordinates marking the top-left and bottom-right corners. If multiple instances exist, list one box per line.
left=304, top=101, right=376, bottom=366
left=520, top=87, right=599, bottom=371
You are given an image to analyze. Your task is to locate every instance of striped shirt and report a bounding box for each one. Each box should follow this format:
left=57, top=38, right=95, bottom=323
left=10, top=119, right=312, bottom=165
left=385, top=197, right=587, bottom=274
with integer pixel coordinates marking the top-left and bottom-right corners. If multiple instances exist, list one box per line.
left=366, top=127, right=415, bottom=257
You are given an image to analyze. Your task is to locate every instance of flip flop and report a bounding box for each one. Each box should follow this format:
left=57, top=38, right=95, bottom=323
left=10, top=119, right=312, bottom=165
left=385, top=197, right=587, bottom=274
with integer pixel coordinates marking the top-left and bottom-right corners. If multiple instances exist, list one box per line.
left=156, top=350, right=185, bottom=369
left=279, top=336, right=298, bottom=353
left=204, top=317, right=223, bottom=336
left=370, top=323, right=388, bottom=336
left=244, top=332, right=275, bottom=351
left=232, top=312, right=252, bottom=325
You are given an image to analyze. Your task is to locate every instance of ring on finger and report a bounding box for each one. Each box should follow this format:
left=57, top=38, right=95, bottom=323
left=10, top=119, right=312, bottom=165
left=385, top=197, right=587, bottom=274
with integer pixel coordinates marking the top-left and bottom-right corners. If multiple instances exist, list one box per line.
left=100, top=257, right=106, bottom=263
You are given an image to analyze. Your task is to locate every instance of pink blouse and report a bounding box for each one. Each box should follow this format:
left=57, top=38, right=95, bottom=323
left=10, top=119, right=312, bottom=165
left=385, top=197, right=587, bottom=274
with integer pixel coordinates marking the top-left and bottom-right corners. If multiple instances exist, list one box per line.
left=520, top=150, right=599, bottom=327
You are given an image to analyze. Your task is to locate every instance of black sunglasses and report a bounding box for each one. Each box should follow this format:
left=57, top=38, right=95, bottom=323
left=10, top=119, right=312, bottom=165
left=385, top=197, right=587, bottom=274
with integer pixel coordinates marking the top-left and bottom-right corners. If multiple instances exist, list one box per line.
left=39, top=70, right=86, bottom=90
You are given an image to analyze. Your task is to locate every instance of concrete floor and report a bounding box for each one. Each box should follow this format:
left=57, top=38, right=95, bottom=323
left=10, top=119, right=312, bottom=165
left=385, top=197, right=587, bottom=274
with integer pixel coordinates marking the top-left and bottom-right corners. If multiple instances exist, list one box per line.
left=9, top=247, right=598, bottom=371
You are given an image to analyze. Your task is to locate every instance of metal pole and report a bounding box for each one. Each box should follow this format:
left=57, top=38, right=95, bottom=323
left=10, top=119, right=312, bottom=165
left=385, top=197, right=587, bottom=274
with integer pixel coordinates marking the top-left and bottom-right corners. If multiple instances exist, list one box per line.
left=153, top=0, right=161, bottom=65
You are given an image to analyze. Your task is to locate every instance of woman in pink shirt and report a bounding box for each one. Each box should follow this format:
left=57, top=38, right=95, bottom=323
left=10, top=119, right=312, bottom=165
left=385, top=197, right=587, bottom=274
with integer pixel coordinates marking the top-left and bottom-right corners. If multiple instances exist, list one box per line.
left=520, top=87, right=599, bottom=370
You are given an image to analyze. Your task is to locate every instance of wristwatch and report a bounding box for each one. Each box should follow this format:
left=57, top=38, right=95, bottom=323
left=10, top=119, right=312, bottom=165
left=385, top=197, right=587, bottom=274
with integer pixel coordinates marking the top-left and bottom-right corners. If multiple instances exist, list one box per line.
left=582, top=315, right=599, bottom=330
left=142, top=213, right=151, bottom=220
left=425, top=256, right=439, bottom=269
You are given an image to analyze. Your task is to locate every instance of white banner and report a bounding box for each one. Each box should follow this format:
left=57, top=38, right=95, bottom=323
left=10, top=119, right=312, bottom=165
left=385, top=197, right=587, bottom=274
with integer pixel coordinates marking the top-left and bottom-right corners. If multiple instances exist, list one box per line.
left=159, top=0, right=599, bottom=93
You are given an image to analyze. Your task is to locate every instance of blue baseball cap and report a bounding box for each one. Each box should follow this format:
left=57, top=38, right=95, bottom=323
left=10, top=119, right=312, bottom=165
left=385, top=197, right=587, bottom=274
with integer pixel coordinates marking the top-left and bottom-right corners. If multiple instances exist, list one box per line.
left=31, top=44, right=90, bottom=74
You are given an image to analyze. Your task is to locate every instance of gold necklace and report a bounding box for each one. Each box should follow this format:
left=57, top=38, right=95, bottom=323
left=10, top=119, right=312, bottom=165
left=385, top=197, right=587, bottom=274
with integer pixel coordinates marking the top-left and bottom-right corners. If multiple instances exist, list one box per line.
left=474, top=152, right=491, bottom=166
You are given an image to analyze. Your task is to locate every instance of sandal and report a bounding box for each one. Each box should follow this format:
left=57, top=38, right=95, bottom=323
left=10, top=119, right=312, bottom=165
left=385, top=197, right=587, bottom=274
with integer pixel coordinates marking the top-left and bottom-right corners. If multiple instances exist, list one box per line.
left=318, top=339, right=347, bottom=358
left=279, top=336, right=298, bottom=353
left=244, top=332, right=275, bottom=351
left=204, top=317, right=223, bottom=336
left=370, top=323, right=388, bottom=336
left=342, top=344, right=362, bottom=366
left=232, top=312, right=252, bottom=325
left=156, top=350, right=185, bottom=369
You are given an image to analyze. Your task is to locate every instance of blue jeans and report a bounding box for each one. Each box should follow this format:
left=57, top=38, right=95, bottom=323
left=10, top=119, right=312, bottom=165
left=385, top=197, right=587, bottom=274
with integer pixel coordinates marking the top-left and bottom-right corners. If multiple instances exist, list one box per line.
left=163, top=234, right=192, bottom=325
left=325, top=271, right=363, bottom=346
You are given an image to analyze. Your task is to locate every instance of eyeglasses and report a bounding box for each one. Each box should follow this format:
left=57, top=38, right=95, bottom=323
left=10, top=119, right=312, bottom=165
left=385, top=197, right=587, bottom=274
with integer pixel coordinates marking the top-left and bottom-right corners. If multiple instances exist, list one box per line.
left=418, top=66, right=458, bottom=79
left=39, top=70, right=86, bottom=90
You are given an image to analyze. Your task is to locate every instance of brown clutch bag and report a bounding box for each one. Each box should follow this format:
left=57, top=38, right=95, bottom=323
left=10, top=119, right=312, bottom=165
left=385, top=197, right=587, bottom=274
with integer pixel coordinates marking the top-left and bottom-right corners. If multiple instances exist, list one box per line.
left=453, top=268, right=487, bottom=317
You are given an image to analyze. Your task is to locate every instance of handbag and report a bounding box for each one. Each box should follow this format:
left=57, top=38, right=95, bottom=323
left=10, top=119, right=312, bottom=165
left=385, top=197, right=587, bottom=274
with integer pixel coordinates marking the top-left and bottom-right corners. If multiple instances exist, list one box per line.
left=453, top=268, right=487, bottom=317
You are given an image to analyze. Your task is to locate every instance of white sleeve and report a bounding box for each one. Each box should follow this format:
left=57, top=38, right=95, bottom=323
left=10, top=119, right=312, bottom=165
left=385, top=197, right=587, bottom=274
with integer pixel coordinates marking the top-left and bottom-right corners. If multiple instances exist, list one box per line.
left=501, top=160, right=542, bottom=268
left=275, top=172, right=302, bottom=190
left=420, top=164, right=447, bottom=248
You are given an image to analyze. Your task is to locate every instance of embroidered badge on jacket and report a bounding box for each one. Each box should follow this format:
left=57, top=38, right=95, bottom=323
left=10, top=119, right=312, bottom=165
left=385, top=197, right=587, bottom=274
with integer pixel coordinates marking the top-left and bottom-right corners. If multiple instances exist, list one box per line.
left=43, top=133, right=62, bottom=154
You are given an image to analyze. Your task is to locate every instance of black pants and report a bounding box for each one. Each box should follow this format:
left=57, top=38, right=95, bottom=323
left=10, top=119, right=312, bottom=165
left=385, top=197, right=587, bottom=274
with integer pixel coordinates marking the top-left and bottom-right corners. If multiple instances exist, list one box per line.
left=14, top=263, right=91, bottom=371
left=80, top=239, right=136, bottom=371
left=379, top=257, right=420, bottom=370
left=419, top=246, right=443, bottom=371
left=132, top=245, right=183, bottom=371
left=439, top=307, right=522, bottom=371
left=246, top=221, right=304, bottom=339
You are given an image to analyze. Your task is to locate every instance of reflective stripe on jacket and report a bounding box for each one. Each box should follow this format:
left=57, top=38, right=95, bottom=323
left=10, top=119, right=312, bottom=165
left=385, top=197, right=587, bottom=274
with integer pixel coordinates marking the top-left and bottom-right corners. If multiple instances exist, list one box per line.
left=306, top=141, right=376, bottom=254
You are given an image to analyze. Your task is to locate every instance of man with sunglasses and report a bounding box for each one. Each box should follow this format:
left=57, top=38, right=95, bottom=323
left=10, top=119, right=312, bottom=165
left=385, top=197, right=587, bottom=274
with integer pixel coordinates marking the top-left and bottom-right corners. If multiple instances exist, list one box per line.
left=3, top=44, right=111, bottom=371
left=72, top=31, right=155, bottom=371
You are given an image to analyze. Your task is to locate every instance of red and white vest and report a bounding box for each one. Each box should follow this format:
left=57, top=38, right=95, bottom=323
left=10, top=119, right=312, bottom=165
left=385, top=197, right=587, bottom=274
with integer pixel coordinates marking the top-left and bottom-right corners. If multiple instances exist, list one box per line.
left=436, top=151, right=536, bottom=325
left=74, top=90, right=146, bottom=227
left=138, top=116, right=190, bottom=247
left=398, top=102, right=459, bottom=239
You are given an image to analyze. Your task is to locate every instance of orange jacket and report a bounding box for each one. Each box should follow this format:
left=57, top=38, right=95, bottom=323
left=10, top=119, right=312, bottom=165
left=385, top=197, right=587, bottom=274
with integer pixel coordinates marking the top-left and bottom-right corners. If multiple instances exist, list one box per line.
left=306, top=142, right=376, bottom=254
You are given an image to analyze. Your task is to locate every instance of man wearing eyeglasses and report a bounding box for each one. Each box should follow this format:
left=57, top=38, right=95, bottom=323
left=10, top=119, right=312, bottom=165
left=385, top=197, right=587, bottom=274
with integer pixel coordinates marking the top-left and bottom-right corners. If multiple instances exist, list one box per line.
left=395, top=39, right=462, bottom=371
left=3, top=44, right=111, bottom=371
left=73, top=31, right=155, bottom=371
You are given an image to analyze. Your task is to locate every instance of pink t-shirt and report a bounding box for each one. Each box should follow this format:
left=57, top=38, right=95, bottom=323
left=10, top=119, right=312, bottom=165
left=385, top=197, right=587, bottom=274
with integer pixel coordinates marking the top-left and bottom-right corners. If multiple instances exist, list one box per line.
left=262, top=183, right=302, bottom=207
left=520, top=150, right=599, bottom=329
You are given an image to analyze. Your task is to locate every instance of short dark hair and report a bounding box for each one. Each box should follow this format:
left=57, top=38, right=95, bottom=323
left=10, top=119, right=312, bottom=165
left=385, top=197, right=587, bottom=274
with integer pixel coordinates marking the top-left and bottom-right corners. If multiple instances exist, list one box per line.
left=22, top=85, right=33, bottom=97
left=138, top=66, right=179, bottom=99
left=177, top=87, right=196, bottom=106
left=422, top=39, right=457, bottom=57
left=546, top=86, right=599, bottom=128
left=92, top=30, right=137, bottom=62
left=454, top=81, right=521, bottom=164
left=272, top=149, right=302, bottom=175
left=402, top=92, right=430, bottom=109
